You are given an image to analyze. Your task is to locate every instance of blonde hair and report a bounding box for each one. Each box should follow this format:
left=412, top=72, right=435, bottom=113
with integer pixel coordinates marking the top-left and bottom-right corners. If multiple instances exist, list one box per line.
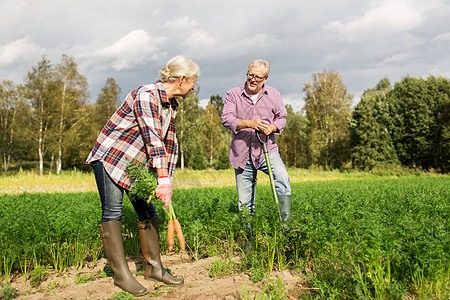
left=248, top=59, right=270, bottom=77
left=159, top=55, right=200, bottom=82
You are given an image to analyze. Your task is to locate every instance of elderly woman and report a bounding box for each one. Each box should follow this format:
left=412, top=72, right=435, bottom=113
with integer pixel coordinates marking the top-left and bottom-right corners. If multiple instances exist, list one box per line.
left=86, top=55, right=200, bottom=296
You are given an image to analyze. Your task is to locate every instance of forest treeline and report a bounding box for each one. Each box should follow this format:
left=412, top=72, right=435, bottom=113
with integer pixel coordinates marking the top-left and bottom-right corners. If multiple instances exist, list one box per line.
left=1, top=55, right=449, bottom=175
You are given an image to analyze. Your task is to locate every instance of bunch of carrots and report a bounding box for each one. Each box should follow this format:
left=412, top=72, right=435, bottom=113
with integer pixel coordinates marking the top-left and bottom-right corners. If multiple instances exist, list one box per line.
left=165, top=202, right=185, bottom=252
left=126, top=161, right=185, bottom=252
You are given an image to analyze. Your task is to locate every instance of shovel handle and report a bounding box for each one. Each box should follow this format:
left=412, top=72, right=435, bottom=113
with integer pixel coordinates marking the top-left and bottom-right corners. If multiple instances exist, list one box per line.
left=255, top=130, right=280, bottom=210
left=256, top=131, right=269, bottom=153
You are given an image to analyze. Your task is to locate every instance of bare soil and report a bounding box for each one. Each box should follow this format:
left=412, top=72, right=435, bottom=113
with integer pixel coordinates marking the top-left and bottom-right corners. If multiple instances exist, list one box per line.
left=8, top=254, right=306, bottom=300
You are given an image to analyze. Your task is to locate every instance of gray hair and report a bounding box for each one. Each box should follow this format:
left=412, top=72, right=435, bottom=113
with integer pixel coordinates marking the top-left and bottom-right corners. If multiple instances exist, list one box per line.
left=159, top=55, right=201, bottom=82
left=248, top=59, right=270, bottom=77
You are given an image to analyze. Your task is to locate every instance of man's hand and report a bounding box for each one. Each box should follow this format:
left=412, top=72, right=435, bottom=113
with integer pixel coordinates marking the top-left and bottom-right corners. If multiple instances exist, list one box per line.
left=155, top=177, right=172, bottom=209
left=261, top=124, right=278, bottom=136
left=253, top=120, right=277, bottom=135
left=236, top=119, right=277, bottom=135
left=252, top=119, right=270, bottom=132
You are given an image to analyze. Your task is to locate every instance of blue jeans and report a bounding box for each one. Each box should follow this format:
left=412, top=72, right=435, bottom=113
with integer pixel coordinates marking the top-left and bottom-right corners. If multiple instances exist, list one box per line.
left=92, top=160, right=157, bottom=222
left=234, top=153, right=291, bottom=214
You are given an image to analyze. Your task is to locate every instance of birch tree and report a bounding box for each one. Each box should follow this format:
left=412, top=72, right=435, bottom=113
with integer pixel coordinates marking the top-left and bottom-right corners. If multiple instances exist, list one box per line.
left=0, top=80, right=19, bottom=171
left=93, top=77, right=122, bottom=132
left=54, top=55, right=88, bottom=174
left=25, top=57, right=57, bottom=175
left=202, top=103, right=224, bottom=165
left=303, top=69, right=353, bottom=169
left=175, top=90, right=203, bottom=169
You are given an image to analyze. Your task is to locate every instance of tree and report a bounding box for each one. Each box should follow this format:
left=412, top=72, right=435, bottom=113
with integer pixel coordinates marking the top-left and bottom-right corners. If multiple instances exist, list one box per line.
left=93, top=77, right=122, bottom=133
left=424, top=75, right=450, bottom=172
left=202, top=103, right=224, bottom=166
left=303, top=69, right=353, bottom=169
left=277, top=105, right=308, bottom=168
left=24, top=56, right=57, bottom=175
left=390, top=75, right=450, bottom=170
left=0, top=80, right=19, bottom=171
left=175, top=90, right=203, bottom=169
left=190, top=143, right=208, bottom=170
left=54, top=55, right=89, bottom=174
left=209, top=94, right=224, bottom=117
left=63, top=103, right=98, bottom=170
left=64, top=77, right=123, bottom=170
left=350, top=78, right=399, bottom=170
left=1, top=84, right=34, bottom=168
left=215, top=146, right=231, bottom=169
left=438, top=99, right=450, bottom=172
left=375, top=76, right=391, bottom=93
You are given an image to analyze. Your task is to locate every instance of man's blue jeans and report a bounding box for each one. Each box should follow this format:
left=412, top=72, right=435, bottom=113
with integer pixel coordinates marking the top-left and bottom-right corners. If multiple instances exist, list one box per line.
left=92, top=160, right=157, bottom=222
left=234, top=153, right=291, bottom=214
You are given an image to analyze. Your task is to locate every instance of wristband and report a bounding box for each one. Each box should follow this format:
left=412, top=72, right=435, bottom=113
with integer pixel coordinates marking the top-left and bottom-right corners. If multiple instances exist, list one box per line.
left=158, top=176, right=171, bottom=185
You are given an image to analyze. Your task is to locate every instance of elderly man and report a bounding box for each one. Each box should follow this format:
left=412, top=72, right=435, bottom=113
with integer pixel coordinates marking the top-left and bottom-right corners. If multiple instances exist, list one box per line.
left=221, top=59, right=291, bottom=228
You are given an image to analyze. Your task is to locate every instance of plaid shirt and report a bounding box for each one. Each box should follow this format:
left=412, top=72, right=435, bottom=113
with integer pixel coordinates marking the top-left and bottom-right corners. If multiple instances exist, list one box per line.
left=86, top=81, right=178, bottom=190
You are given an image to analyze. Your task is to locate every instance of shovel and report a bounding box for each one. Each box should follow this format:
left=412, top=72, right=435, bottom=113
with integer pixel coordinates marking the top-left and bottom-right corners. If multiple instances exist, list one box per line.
left=256, top=131, right=282, bottom=223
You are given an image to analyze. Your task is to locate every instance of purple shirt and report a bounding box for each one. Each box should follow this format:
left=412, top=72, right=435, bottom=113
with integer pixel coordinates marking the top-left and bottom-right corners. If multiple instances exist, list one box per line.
left=222, top=83, right=287, bottom=170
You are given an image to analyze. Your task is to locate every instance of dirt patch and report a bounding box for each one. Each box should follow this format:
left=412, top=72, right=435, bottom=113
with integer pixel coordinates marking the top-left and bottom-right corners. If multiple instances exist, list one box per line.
left=8, top=255, right=306, bottom=300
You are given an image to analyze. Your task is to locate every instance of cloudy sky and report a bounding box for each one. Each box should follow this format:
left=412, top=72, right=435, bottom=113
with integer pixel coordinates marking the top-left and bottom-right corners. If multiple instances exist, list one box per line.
left=1, top=0, right=450, bottom=112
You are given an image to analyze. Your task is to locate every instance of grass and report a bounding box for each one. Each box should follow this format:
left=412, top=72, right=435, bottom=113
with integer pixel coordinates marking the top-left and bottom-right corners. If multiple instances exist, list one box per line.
left=0, top=283, right=18, bottom=300
left=241, top=276, right=291, bottom=300
left=0, top=168, right=97, bottom=194
left=0, top=169, right=448, bottom=299
left=208, top=257, right=240, bottom=278
left=1, top=166, right=442, bottom=194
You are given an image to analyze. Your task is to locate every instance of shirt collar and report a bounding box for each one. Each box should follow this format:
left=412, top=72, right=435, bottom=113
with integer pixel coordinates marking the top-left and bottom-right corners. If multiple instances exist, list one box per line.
left=156, top=80, right=178, bottom=110
left=241, top=82, right=268, bottom=98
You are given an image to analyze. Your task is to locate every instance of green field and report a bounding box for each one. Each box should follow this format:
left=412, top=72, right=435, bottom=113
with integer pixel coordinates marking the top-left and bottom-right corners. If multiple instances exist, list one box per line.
left=1, top=166, right=440, bottom=193
left=0, top=175, right=449, bottom=299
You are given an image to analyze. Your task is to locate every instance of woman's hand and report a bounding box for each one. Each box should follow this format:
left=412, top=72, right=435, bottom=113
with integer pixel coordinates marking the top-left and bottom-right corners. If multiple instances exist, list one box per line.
left=155, top=177, right=172, bottom=209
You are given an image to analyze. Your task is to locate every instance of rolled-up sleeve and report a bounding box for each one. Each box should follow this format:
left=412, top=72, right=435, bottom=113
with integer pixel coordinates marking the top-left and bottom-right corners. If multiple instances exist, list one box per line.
left=271, top=91, right=287, bottom=135
left=222, top=90, right=242, bottom=134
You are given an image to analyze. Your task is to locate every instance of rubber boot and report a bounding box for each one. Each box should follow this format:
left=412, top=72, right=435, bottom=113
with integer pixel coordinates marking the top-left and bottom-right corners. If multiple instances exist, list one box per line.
left=99, top=221, right=147, bottom=296
left=137, top=217, right=184, bottom=285
left=278, top=195, right=291, bottom=224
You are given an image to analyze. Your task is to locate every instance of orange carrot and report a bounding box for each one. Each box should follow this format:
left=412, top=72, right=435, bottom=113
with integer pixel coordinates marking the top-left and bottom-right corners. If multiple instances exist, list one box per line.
left=174, top=219, right=185, bottom=251
left=167, top=220, right=175, bottom=252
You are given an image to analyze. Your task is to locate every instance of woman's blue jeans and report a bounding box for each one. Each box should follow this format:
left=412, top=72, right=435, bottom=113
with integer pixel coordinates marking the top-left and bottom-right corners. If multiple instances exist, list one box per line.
left=234, top=153, right=291, bottom=214
left=92, top=160, right=157, bottom=222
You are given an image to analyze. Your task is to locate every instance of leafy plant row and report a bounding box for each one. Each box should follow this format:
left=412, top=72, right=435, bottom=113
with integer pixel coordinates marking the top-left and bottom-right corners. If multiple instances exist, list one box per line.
left=0, top=177, right=448, bottom=299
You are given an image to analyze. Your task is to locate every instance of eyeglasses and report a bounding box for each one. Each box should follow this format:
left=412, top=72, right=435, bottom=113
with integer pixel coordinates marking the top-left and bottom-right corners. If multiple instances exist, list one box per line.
left=246, top=73, right=267, bottom=82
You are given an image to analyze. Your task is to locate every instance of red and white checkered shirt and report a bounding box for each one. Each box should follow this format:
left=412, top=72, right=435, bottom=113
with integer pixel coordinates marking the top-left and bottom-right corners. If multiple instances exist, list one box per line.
left=86, top=81, right=178, bottom=190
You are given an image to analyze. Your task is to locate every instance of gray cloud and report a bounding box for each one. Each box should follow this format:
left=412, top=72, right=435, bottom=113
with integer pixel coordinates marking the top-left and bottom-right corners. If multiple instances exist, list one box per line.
left=0, top=0, right=449, bottom=112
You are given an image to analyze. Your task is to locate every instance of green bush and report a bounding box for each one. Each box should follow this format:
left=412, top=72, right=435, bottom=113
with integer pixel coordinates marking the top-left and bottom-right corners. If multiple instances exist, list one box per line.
left=188, top=144, right=208, bottom=170
left=214, top=146, right=231, bottom=170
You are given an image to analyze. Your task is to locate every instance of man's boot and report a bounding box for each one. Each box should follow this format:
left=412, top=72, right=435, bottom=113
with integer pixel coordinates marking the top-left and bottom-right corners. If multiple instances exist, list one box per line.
left=137, top=217, right=184, bottom=285
left=99, top=220, right=147, bottom=296
left=278, top=194, right=291, bottom=224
